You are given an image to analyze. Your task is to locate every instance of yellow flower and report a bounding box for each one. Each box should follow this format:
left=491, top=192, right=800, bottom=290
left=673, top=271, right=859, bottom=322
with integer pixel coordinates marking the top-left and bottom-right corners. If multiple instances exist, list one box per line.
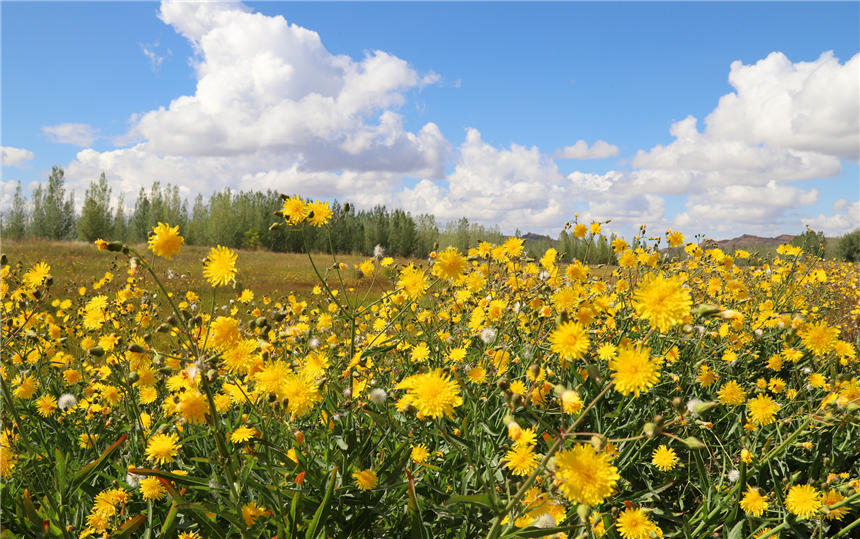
left=633, top=273, right=691, bottom=332
left=553, top=444, right=619, bottom=505
left=785, top=484, right=821, bottom=519
left=717, top=380, right=747, bottom=406
left=432, top=247, right=468, bottom=281
left=821, top=489, right=847, bottom=520
left=23, top=262, right=51, bottom=288
left=242, top=502, right=267, bottom=527
left=147, top=223, right=184, bottom=260
left=573, top=223, right=588, bottom=239
left=35, top=394, right=58, bottom=417
left=352, top=469, right=378, bottom=490
left=616, top=507, right=661, bottom=539
left=178, top=391, right=208, bottom=424
left=503, top=445, right=541, bottom=476
left=561, top=390, right=583, bottom=414
left=203, top=245, right=238, bottom=287
left=396, top=369, right=463, bottom=420
left=411, top=444, right=430, bottom=464
left=13, top=375, right=38, bottom=399
left=397, top=265, right=429, bottom=299
left=799, top=321, right=838, bottom=356
left=139, top=476, right=166, bottom=501
left=231, top=425, right=257, bottom=444
left=609, top=344, right=660, bottom=397
left=747, top=394, right=779, bottom=426
left=739, top=486, right=769, bottom=516
left=307, top=200, right=332, bottom=227
left=549, top=321, right=590, bottom=363
left=282, top=196, right=308, bottom=225
left=209, top=316, right=240, bottom=348
left=651, top=445, right=678, bottom=471
left=145, top=433, right=181, bottom=465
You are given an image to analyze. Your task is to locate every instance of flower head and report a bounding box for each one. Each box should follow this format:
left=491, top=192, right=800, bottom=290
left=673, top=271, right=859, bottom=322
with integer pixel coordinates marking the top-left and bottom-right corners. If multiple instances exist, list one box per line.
left=503, top=444, right=541, bottom=476
left=433, top=247, right=468, bottom=281
left=785, top=484, right=821, bottom=519
left=633, top=273, right=691, bottom=332
left=651, top=445, right=678, bottom=471
left=747, top=394, right=779, bottom=426
left=352, top=469, right=378, bottom=490
left=609, top=344, right=660, bottom=397
left=553, top=444, right=619, bottom=505
left=740, top=486, right=769, bottom=516
left=616, top=507, right=661, bottom=539
left=549, top=321, right=590, bottom=363
left=203, top=245, right=238, bottom=287
left=148, top=223, right=184, bottom=260
left=396, top=369, right=463, bottom=419
left=145, top=433, right=181, bottom=465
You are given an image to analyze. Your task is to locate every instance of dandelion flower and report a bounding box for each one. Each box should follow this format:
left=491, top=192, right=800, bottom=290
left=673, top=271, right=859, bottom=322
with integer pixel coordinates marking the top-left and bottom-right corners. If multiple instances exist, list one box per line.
left=740, top=486, right=769, bottom=516
left=549, top=321, right=590, bottom=363
left=140, top=476, right=166, bottom=501
left=282, top=196, right=308, bottom=225
left=633, top=273, right=691, bottom=332
left=411, top=444, right=430, bottom=464
left=147, top=223, right=184, bottom=260
left=800, top=321, right=838, bottom=356
left=651, top=445, right=678, bottom=471
left=203, top=245, right=238, bottom=287
left=822, top=489, right=847, bottom=520
left=306, top=200, right=332, bottom=227
left=145, top=433, right=180, bottom=465
left=616, top=507, right=661, bottom=539
left=747, top=394, right=779, bottom=426
left=22, top=262, right=51, bottom=288
left=353, top=469, right=378, bottom=490
left=785, top=484, right=821, bottom=519
left=279, top=374, right=321, bottom=419
left=553, top=444, right=619, bottom=505
left=609, top=344, right=660, bottom=397
left=178, top=391, right=208, bottom=424
left=433, top=247, right=468, bottom=281
left=35, top=394, right=58, bottom=417
left=504, top=445, right=541, bottom=476
left=231, top=425, right=256, bottom=444
left=397, top=265, right=429, bottom=299
left=561, top=390, right=583, bottom=414
left=209, top=316, right=240, bottom=348
left=396, top=369, right=462, bottom=420
left=242, top=502, right=267, bottom=527
left=718, top=380, right=747, bottom=406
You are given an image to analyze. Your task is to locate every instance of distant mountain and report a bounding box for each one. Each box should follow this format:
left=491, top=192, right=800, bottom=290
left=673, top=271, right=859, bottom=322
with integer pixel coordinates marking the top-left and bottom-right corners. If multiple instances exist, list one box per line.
left=706, top=233, right=796, bottom=251
left=521, top=232, right=553, bottom=241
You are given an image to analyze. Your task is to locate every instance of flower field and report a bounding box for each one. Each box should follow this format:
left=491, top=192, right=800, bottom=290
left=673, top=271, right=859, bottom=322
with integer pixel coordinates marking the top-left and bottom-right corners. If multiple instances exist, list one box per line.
left=2, top=198, right=859, bottom=539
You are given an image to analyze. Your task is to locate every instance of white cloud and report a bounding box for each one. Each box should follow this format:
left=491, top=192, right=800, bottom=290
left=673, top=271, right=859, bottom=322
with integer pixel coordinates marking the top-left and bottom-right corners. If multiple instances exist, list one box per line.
left=801, top=200, right=860, bottom=236
left=1, top=146, right=34, bottom=167
left=42, top=123, right=98, bottom=146
left=66, top=0, right=449, bottom=206
left=706, top=51, right=860, bottom=159
left=400, top=128, right=569, bottom=228
left=141, top=41, right=169, bottom=72
left=555, top=139, right=619, bottom=159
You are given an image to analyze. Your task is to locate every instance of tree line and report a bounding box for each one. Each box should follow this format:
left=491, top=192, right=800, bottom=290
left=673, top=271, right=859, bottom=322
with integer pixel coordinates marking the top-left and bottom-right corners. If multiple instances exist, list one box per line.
left=1, top=167, right=616, bottom=262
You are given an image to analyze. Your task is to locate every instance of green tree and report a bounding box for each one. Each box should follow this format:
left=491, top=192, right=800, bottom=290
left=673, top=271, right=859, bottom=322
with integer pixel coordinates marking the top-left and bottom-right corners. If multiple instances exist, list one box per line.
left=791, top=228, right=826, bottom=258
left=77, top=173, right=113, bottom=242
left=836, top=229, right=860, bottom=262
left=29, top=166, right=75, bottom=239
left=2, top=181, right=29, bottom=240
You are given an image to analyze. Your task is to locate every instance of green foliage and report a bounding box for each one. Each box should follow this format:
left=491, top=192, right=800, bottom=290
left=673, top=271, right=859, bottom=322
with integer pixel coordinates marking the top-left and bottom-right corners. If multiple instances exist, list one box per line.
left=1, top=181, right=28, bottom=240
left=77, top=173, right=114, bottom=242
left=791, top=228, right=826, bottom=258
left=29, top=166, right=76, bottom=240
left=836, top=229, right=860, bottom=262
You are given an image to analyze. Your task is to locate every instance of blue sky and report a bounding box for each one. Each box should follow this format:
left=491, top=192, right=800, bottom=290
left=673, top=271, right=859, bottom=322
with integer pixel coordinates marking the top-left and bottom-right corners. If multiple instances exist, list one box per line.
left=2, top=1, right=858, bottom=239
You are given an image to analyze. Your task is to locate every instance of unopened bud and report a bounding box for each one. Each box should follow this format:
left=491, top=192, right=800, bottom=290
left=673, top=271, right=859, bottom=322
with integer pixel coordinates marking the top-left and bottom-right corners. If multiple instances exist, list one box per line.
left=87, top=346, right=105, bottom=357
left=106, top=241, right=124, bottom=252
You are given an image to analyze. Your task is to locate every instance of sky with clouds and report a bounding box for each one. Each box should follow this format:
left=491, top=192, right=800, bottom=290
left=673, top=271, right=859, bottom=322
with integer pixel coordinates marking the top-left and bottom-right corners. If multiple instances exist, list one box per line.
left=2, top=1, right=858, bottom=240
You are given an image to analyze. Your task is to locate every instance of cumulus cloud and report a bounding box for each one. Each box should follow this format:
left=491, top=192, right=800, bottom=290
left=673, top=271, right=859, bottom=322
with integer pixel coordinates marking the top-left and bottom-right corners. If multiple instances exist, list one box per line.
left=555, top=139, right=619, bottom=160
left=64, top=0, right=449, bottom=206
left=801, top=200, right=860, bottom=236
left=42, top=123, right=98, bottom=146
left=1, top=146, right=34, bottom=167
left=400, top=128, right=569, bottom=227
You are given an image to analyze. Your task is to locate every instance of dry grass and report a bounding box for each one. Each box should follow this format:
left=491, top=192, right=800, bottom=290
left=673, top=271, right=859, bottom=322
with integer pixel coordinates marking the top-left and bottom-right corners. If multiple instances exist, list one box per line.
left=2, top=240, right=401, bottom=305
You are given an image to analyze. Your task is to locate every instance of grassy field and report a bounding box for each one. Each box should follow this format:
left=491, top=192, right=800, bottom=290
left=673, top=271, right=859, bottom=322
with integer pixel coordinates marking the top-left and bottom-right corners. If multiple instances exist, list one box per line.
left=2, top=240, right=400, bottom=305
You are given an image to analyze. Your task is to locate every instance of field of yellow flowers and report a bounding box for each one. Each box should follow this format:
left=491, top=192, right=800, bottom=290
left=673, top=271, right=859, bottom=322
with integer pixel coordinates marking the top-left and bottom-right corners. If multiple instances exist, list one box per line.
left=2, top=197, right=859, bottom=539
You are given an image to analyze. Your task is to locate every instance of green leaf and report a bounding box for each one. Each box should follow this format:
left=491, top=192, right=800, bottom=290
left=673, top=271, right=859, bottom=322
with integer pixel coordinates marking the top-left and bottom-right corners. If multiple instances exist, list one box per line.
left=305, top=467, right=338, bottom=539
left=160, top=502, right=179, bottom=537
left=113, top=515, right=146, bottom=538
left=501, top=525, right=580, bottom=538
left=71, top=434, right=127, bottom=491
left=727, top=521, right=744, bottom=539
left=445, top=493, right=494, bottom=509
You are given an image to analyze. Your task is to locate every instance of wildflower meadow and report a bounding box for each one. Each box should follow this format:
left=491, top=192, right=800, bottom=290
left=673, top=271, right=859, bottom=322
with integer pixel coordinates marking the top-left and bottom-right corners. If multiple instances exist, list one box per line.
left=1, top=196, right=858, bottom=538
